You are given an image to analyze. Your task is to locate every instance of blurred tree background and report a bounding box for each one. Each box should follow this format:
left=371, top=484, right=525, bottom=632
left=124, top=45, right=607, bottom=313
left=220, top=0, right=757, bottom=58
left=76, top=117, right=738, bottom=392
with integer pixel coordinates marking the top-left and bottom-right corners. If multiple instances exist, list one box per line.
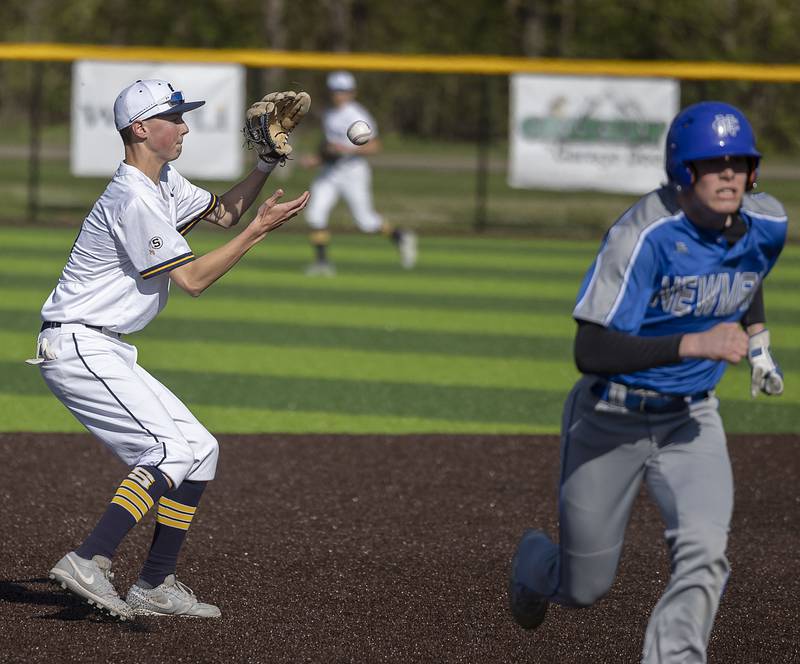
left=2, top=0, right=800, bottom=153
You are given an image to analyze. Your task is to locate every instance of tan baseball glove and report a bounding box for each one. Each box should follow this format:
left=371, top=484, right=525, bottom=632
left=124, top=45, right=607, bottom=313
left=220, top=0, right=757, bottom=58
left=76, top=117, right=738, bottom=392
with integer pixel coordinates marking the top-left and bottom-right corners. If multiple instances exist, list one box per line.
left=243, top=90, right=311, bottom=163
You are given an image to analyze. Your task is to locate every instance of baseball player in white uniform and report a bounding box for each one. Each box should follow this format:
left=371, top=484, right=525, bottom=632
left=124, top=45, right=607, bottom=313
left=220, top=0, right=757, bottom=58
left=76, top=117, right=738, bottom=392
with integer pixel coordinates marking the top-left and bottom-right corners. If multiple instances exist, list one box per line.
left=302, top=70, right=417, bottom=276
left=30, top=79, right=309, bottom=620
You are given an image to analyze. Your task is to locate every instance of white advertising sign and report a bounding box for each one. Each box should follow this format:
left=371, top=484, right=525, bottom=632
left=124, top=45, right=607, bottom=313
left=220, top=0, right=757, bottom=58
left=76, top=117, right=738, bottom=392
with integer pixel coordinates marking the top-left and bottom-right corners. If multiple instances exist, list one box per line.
left=71, top=61, right=245, bottom=179
left=509, top=75, right=679, bottom=193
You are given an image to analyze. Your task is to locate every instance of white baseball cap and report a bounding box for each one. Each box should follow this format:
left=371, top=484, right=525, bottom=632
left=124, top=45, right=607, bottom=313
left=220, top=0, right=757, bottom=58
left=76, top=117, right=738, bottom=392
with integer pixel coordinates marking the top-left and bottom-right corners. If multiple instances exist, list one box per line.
left=326, top=70, right=356, bottom=92
left=113, top=79, right=205, bottom=130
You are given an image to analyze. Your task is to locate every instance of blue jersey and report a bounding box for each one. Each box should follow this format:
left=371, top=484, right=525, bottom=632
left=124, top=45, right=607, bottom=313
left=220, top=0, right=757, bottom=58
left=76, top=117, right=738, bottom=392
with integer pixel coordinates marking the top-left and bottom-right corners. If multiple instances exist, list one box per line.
left=573, top=187, right=787, bottom=394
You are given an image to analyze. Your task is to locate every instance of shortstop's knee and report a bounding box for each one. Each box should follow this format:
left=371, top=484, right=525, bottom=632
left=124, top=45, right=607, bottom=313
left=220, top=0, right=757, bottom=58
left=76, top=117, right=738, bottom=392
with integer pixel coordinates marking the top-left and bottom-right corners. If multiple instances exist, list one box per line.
left=156, top=440, right=196, bottom=488
left=187, top=433, right=219, bottom=482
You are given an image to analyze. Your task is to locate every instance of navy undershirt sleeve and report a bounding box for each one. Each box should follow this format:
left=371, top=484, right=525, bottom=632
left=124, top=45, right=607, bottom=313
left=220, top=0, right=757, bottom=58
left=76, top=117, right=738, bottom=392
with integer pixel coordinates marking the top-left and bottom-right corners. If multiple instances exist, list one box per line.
left=573, top=321, right=683, bottom=375
left=741, top=284, right=765, bottom=327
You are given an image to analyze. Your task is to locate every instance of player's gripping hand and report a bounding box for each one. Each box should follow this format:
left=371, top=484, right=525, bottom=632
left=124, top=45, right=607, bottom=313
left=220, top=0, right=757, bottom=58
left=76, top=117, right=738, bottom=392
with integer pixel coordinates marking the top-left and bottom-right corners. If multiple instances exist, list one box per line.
left=679, top=321, right=749, bottom=364
left=748, top=329, right=784, bottom=398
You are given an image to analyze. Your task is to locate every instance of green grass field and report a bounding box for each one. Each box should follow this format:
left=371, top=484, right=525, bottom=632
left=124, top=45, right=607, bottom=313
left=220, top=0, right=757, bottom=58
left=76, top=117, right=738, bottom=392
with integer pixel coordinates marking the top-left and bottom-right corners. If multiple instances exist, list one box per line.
left=0, top=225, right=798, bottom=433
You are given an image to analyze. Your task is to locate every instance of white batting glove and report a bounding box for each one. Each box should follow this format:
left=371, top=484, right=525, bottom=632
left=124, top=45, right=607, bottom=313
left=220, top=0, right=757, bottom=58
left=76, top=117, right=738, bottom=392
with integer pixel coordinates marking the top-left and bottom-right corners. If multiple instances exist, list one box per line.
left=748, top=329, right=784, bottom=398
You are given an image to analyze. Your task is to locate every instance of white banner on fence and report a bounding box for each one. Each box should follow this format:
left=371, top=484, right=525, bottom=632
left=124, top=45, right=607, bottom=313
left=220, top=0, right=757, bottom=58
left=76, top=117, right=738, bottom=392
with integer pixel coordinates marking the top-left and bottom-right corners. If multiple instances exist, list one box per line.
left=509, top=74, right=679, bottom=193
left=71, top=61, right=245, bottom=179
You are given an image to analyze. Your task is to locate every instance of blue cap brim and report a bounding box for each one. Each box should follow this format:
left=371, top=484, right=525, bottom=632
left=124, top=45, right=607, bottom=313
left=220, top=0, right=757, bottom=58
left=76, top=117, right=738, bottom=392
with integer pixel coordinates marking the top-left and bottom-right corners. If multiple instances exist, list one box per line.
left=152, top=100, right=205, bottom=118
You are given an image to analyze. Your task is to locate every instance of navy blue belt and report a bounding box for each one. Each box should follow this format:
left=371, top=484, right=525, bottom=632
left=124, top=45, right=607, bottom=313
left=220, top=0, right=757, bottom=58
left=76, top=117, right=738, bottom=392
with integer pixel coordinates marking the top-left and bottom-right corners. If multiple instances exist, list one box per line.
left=41, top=321, right=104, bottom=333
left=591, top=380, right=709, bottom=414
left=40, top=321, right=121, bottom=338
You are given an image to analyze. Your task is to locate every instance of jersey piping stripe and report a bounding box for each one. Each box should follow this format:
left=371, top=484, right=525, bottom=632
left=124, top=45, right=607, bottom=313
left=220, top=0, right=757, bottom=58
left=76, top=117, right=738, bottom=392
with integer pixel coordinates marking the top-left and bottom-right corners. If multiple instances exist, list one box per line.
left=744, top=210, right=788, bottom=223
left=179, top=193, right=219, bottom=236
left=71, top=333, right=167, bottom=468
left=140, top=252, right=195, bottom=279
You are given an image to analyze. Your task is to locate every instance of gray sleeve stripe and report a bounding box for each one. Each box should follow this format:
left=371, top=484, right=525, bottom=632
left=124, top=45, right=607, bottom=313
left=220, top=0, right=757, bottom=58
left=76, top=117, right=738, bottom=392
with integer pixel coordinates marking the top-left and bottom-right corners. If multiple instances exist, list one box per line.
left=574, top=211, right=681, bottom=326
left=573, top=207, right=636, bottom=319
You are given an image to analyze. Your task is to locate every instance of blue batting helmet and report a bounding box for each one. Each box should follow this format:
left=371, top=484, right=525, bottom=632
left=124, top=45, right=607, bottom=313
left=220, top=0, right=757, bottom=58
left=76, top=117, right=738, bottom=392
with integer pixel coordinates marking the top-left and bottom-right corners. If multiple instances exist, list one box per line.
left=665, top=101, right=761, bottom=189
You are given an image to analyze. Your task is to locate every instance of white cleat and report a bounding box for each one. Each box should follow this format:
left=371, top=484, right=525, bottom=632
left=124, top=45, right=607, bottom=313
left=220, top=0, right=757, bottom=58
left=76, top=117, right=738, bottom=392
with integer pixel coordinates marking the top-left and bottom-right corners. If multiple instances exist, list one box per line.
left=126, top=575, right=221, bottom=618
left=304, top=261, right=336, bottom=277
left=49, top=551, right=134, bottom=621
left=399, top=230, right=418, bottom=269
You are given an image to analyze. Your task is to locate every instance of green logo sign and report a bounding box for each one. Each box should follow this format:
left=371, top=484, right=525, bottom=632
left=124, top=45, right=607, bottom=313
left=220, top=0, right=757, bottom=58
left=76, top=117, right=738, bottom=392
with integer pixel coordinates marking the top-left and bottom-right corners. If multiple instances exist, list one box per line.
left=521, top=116, right=665, bottom=145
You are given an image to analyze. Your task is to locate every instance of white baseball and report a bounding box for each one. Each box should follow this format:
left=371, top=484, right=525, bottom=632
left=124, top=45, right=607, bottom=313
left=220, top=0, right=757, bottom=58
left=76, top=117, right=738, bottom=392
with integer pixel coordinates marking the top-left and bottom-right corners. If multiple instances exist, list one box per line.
left=347, top=120, right=372, bottom=146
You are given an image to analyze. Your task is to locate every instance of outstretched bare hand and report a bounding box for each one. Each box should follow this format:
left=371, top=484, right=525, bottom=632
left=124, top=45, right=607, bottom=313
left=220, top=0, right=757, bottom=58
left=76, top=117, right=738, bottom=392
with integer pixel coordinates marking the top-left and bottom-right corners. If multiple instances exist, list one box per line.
left=248, top=189, right=310, bottom=239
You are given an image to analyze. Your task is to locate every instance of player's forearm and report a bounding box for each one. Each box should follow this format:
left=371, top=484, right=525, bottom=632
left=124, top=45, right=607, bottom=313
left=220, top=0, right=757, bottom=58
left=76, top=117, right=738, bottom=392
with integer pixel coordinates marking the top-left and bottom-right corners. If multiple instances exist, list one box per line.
left=213, top=168, right=270, bottom=228
left=741, top=284, right=765, bottom=328
left=170, top=232, right=258, bottom=296
left=574, top=321, right=683, bottom=374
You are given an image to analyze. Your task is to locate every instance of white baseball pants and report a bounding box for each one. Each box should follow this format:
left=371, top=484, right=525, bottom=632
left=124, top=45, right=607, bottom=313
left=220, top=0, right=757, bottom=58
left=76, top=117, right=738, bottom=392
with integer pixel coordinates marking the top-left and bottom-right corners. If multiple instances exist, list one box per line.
left=36, top=325, right=218, bottom=488
left=305, top=157, right=382, bottom=233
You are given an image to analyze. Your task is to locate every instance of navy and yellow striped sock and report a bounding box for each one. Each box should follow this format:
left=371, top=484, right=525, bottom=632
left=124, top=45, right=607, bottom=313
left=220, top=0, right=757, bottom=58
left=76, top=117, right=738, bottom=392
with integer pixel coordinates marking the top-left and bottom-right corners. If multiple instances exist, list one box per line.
left=76, top=466, right=171, bottom=561
left=138, top=479, right=207, bottom=588
left=310, top=230, right=331, bottom=263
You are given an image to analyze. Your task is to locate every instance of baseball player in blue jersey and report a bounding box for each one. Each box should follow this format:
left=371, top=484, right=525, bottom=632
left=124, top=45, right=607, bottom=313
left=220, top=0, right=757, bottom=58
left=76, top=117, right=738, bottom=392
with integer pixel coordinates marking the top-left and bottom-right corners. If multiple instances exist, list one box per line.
left=30, top=79, right=309, bottom=620
left=508, top=102, right=787, bottom=663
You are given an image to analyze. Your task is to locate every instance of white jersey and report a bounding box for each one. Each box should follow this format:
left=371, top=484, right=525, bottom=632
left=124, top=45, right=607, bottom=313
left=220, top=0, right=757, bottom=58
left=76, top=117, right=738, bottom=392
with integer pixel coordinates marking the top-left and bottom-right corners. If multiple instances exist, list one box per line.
left=41, top=162, right=217, bottom=334
left=322, top=100, right=378, bottom=148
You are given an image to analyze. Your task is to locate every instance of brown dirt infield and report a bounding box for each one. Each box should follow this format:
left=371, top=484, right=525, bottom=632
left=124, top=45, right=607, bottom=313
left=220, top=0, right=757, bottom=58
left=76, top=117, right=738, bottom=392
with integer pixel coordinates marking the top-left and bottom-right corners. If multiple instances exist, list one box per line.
left=0, top=433, right=797, bottom=664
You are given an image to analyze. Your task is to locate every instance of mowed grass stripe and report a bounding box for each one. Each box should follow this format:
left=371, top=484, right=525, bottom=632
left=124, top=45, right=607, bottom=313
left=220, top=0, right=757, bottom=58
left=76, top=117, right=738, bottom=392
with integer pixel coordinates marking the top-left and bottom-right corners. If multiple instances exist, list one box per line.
left=2, top=292, right=799, bottom=351
left=5, top=360, right=798, bottom=433
left=0, top=250, right=589, bottom=285
left=2, top=231, right=798, bottom=290
left=0, top=226, right=595, bottom=264
left=134, top=338, right=583, bottom=390
left=0, top=394, right=554, bottom=434
left=0, top=291, right=578, bottom=340
left=0, top=311, right=573, bottom=361
left=0, top=329, right=577, bottom=390
left=4, top=311, right=800, bottom=374
left=0, top=258, right=585, bottom=304
left=0, top=360, right=549, bottom=426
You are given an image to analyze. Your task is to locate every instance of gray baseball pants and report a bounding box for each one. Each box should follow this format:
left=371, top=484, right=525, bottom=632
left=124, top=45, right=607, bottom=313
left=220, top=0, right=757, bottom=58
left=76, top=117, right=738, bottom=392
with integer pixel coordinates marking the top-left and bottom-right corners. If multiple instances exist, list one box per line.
left=516, top=376, right=733, bottom=664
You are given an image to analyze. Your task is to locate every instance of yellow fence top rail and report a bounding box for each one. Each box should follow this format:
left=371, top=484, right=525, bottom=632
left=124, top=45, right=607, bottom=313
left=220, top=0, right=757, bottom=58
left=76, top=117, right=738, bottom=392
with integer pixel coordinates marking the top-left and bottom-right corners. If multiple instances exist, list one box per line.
left=2, top=42, right=800, bottom=82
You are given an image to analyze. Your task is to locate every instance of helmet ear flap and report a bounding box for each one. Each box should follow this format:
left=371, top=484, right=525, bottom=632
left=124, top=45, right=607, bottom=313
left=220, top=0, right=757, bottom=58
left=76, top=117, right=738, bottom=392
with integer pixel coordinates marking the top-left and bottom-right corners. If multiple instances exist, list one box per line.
left=674, top=162, right=695, bottom=188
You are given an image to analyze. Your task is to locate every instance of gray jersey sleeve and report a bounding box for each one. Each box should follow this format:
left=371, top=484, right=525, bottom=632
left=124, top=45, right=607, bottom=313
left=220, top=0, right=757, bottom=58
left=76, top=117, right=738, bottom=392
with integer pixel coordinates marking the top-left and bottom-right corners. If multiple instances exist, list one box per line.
left=573, top=189, right=679, bottom=330
left=740, top=191, right=787, bottom=220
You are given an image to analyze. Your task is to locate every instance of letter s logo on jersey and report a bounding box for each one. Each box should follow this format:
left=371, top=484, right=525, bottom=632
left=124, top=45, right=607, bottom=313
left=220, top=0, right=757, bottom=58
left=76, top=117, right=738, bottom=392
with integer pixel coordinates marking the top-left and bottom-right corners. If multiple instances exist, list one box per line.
left=148, top=237, right=163, bottom=255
